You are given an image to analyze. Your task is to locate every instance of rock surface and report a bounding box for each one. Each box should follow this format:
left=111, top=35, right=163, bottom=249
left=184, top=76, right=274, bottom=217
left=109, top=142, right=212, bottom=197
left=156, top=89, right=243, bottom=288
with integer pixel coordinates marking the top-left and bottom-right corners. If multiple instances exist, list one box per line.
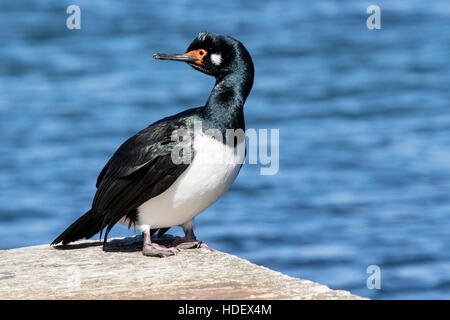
left=0, top=236, right=365, bottom=299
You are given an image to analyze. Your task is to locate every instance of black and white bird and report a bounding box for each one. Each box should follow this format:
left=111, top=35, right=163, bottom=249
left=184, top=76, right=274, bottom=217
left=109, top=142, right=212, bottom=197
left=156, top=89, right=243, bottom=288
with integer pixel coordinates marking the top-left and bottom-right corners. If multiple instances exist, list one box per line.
left=52, top=32, right=254, bottom=257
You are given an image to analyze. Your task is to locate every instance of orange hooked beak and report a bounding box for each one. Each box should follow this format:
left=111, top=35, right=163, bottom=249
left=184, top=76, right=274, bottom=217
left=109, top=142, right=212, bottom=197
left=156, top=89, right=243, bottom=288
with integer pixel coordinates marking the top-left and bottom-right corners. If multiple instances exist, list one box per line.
left=153, top=49, right=207, bottom=66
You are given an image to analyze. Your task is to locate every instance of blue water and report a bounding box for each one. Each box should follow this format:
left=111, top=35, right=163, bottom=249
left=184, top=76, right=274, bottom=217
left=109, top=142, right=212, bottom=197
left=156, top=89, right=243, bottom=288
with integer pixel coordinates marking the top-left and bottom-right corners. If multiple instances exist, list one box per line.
left=0, top=0, right=449, bottom=299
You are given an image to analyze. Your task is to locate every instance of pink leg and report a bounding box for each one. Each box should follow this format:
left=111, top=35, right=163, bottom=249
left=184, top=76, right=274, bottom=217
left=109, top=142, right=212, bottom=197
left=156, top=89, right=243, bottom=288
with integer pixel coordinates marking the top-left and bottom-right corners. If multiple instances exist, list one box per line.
left=142, top=231, right=179, bottom=257
left=171, top=224, right=214, bottom=251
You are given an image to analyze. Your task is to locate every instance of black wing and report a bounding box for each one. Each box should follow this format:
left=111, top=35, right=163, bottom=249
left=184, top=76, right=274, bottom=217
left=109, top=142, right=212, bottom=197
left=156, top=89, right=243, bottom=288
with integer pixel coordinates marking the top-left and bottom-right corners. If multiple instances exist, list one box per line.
left=93, top=108, right=201, bottom=242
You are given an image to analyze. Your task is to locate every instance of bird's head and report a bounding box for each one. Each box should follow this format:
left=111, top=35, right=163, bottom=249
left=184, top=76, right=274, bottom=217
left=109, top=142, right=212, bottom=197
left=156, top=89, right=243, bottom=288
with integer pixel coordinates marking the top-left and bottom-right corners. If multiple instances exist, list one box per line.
left=153, top=32, right=254, bottom=80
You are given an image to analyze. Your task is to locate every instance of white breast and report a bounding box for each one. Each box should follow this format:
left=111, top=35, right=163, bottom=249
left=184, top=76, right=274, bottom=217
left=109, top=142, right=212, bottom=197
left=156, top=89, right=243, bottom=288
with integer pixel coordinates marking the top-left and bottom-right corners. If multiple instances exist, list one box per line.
left=131, top=132, right=244, bottom=231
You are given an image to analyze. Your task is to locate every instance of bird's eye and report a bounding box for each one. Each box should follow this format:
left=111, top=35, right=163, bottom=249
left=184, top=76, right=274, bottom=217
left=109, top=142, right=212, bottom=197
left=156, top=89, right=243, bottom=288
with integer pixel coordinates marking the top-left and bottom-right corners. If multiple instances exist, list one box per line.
left=199, top=50, right=205, bottom=56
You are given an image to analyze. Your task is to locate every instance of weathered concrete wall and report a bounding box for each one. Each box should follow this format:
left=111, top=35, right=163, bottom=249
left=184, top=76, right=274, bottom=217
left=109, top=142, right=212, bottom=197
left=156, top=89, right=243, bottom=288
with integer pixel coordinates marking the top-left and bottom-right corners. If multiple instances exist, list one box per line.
left=0, top=236, right=365, bottom=299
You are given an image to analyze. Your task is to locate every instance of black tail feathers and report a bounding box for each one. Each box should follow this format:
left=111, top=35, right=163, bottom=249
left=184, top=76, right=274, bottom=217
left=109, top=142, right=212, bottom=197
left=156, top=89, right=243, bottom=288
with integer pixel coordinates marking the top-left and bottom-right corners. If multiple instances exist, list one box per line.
left=51, top=209, right=104, bottom=246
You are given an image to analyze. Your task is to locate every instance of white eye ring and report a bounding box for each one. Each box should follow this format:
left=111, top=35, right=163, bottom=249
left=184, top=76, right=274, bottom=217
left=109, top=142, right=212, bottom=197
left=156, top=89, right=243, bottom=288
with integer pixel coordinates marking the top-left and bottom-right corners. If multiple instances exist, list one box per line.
left=210, top=53, right=222, bottom=66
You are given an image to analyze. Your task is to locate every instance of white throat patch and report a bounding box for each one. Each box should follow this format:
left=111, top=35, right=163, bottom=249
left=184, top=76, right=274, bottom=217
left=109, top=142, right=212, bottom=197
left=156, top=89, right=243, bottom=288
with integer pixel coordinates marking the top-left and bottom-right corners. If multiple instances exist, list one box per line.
left=210, top=53, right=222, bottom=66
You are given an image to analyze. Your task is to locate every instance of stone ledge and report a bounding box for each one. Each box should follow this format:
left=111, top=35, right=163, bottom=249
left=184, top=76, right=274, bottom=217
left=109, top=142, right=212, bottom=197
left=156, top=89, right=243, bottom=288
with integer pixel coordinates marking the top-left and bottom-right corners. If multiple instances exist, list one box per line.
left=0, top=236, right=366, bottom=300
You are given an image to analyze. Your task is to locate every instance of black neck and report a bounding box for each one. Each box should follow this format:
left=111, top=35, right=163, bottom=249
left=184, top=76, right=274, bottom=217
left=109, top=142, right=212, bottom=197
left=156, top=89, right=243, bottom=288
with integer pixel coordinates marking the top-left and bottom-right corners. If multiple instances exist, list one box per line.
left=203, top=70, right=253, bottom=131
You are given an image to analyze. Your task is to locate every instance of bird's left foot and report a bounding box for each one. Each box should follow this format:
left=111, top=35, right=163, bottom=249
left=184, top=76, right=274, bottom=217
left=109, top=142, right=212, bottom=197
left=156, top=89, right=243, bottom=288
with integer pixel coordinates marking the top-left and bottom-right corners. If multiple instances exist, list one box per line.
left=142, top=243, right=179, bottom=257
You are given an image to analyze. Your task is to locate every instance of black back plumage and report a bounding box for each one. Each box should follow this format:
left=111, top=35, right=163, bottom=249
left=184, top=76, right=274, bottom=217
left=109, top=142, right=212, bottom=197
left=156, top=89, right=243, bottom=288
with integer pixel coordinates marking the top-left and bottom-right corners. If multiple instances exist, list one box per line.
left=52, top=108, right=200, bottom=245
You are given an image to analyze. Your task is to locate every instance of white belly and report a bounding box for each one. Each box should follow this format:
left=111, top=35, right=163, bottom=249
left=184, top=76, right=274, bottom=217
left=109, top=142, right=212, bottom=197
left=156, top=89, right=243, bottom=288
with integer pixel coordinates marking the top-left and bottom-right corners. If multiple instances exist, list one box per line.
left=128, top=132, right=244, bottom=231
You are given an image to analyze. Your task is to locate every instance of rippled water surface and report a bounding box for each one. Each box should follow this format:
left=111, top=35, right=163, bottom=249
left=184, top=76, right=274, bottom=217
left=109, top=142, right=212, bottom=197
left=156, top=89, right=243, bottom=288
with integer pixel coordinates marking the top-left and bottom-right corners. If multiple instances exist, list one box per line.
left=0, top=0, right=449, bottom=299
